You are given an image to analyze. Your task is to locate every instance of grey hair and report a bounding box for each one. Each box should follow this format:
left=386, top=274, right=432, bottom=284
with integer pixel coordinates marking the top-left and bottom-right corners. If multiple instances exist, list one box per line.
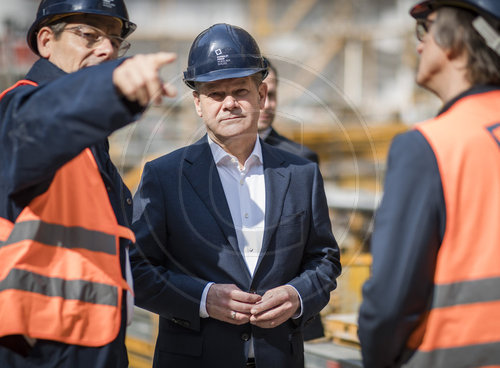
left=48, top=22, right=67, bottom=38
left=433, top=7, right=500, bottom=85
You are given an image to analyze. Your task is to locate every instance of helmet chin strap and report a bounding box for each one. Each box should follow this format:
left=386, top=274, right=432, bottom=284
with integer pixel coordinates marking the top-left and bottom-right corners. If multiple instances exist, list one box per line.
left=473, top=16, right=500, bottom=56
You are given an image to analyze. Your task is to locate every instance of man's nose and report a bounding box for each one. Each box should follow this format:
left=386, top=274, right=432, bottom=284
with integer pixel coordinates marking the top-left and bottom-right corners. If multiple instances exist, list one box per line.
left=223, top=95, right=238, bottom=110
left=264, top=96, right=272, bottom=110
left=94, top=37, right=116, bottom=60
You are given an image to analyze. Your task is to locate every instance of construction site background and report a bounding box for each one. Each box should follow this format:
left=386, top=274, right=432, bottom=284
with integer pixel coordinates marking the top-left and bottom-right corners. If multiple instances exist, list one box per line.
left=0, top=0, right=442, bottom=366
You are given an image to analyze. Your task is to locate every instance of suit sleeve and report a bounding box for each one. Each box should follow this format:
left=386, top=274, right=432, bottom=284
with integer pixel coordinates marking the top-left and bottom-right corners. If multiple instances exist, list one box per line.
left=130, top=162, right=207, bottom=331
left=287, top=163, right=342, bottom=323
left=358, top=131, right=445, bottom=368
left=1, top=60, right=142, bottom=200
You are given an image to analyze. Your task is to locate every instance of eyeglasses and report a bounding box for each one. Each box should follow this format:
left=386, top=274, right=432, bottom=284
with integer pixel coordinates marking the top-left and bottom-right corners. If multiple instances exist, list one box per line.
left=63, top=25, right=130, bottom=57
left=416, top=19, right=435, bottom=42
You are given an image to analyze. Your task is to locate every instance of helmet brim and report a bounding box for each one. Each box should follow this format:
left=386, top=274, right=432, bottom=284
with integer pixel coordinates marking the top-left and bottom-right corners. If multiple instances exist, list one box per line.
left=184, top=67, right=268, bottom=89
left=410, top=0, right=436, bottom=19
left=410, top=0, right=500, bottom=20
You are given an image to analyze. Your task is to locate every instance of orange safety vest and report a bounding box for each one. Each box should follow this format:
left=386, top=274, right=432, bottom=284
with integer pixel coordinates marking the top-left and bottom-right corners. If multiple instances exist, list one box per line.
left=404, top=90, right=500, bottom=367
left=0, top=80, right=135, bottom=347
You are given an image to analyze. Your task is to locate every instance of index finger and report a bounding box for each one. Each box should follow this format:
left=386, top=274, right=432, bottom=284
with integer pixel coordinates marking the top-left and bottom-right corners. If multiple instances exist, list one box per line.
left=150, top=52, right=177, bottom=68
left=230, top=289, right=262, bottom=304
left=251, top=293, right=285, bottom=315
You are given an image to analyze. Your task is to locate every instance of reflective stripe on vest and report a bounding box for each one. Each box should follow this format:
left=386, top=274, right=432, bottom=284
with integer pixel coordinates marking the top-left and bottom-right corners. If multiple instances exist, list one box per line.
left=0, top=268, right=118, bottom=306
left=0, top=80, right=135, bottom=347
left=405, top=341, right=500, bottom=368
left=0, top=220, right=117, bottom=254
left=403, top=90, right=500, bottom=367
left=0, top=217, right=14, bottom=244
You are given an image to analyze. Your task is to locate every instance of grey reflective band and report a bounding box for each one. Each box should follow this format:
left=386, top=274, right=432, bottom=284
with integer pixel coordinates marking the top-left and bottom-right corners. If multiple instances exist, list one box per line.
left=432, top=277, right=500, bottom=309
left=473, top=16, right=500, bottom=56
left=1, top=220, right=116, bottom=255
left=0, top=268, right=118, bottom=306
left=404, top=341, right=500, bottom=367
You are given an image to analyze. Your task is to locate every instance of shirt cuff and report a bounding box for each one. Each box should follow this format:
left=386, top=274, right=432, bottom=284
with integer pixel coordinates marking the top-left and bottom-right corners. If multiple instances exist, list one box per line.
left=286, top=284, right=303, bottom=319
left=199, top=282, right=214, bottom=318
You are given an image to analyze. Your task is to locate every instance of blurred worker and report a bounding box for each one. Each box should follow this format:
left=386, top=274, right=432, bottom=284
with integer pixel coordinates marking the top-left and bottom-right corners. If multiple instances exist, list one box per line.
left=259, top=57, right=324, bottom=341
left=258, top=57, right=319, bottom=164
left=0, top=0, right=176, bottom=367
left=130, top=23, right=341, bottom=368
left=358, top=0, right=500, bottom=367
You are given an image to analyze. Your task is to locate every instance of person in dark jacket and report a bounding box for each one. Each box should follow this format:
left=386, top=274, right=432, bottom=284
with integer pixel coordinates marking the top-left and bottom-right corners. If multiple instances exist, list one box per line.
left=358, top=1, right=500, bottom=367
left=130, top=23, right=341, bottom=368
left=0, top=1, right=176, bottom=367
left=258, top=57, right=320, bottom=164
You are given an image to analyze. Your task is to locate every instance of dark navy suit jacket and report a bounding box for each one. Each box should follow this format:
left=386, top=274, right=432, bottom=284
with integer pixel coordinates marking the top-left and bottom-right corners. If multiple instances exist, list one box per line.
left=264, top=128, right=319, bottom=164
left=130, top=136, right=341, bottom=368
left=264, top=127, right=324, bottom=340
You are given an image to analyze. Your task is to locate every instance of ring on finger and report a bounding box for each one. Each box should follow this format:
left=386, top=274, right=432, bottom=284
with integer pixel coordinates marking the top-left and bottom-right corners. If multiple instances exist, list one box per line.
left=231, top=311, right=236, bottom=319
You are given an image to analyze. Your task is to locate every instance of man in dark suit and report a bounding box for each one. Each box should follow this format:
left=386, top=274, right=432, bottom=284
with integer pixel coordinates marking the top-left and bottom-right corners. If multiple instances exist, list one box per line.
left=258, top=58, right=320, bottom=164
left=259, top=57, right=325, bottom=341
left=130, top=23, right=341, bottom=368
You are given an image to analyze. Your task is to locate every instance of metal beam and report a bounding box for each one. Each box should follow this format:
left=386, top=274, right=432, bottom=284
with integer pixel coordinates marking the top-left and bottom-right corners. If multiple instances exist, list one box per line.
left=278, top=0, right=318, bottom=32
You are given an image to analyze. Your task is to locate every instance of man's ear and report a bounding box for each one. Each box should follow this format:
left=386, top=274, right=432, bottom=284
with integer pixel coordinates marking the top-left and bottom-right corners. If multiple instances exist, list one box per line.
left=445, top=45, right=468, bottom=71
left=193, top=91, right=203, bottom=117
left=258, top=81, right=268, bottom=110
left=37, top=26, right=55, bottom=58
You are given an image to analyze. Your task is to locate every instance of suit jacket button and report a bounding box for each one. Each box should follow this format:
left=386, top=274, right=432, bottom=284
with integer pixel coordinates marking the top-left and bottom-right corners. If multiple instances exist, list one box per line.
left=241, top=332, right=250, bottom=341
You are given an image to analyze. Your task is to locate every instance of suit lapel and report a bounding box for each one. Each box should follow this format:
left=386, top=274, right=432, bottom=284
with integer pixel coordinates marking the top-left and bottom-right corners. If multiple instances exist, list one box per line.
left=254, top=142, right=291, bottom=276
left=182, top=137, right=252, bottom=283
left=182, top=137, right=238, bottom=249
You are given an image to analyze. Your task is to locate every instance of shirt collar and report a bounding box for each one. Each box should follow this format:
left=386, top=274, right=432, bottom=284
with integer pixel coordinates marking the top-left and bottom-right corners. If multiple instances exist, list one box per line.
left=25, top=58, right=67, bottom=85
left=258, top=127, right=272, bottom=140
left=437, top=84, right=500, bottom=116
left=207, top=134, right=263, bottom=167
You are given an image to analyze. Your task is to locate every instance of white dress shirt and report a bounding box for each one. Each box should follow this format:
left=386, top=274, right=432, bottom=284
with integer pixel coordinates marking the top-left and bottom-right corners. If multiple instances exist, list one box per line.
left=201, top=135, right=266, bottom=358
left=209, top=135, right=266, bottom=276
left=258, top=127, right=272, bottom=140
left=200, top=135, right=266, bottom=320
left=199, top=135, right=302, bottom=358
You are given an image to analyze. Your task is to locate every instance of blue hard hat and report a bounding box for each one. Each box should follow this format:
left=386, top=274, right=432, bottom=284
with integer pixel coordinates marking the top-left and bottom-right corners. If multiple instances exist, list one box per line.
left=27, top=0, right=137, bottom=55
left=183, top=23, right=268, bottom=90
left=410, top=0, right=500, bottom=21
